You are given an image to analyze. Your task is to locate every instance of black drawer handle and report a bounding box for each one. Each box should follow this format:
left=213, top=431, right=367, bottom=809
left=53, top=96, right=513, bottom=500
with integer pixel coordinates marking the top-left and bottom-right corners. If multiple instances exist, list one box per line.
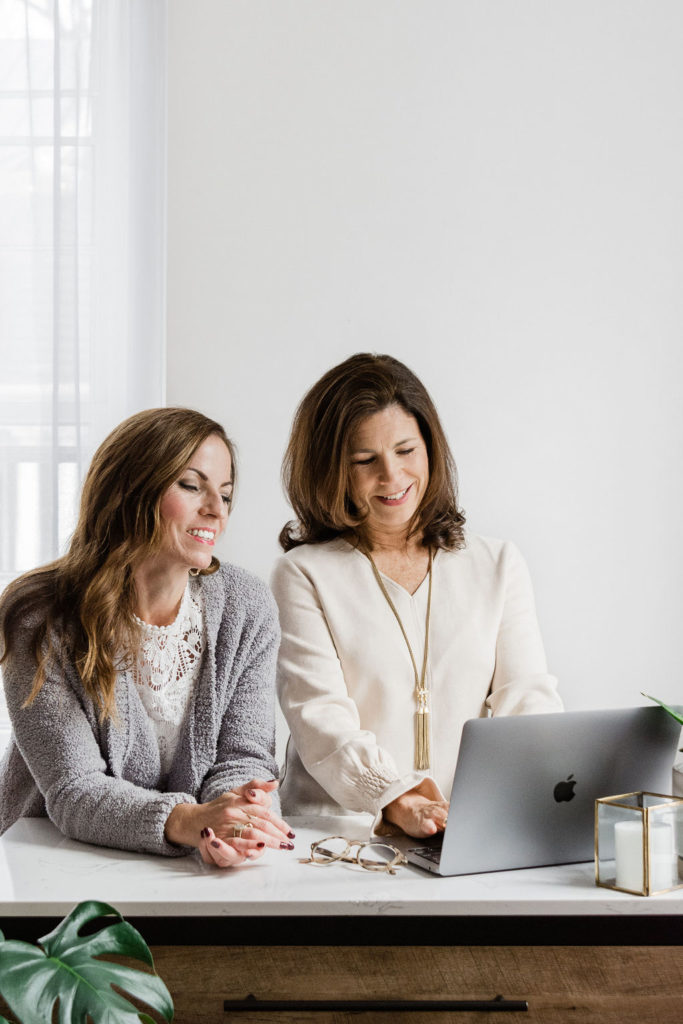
left=224, top=993, right=528, bottom=1013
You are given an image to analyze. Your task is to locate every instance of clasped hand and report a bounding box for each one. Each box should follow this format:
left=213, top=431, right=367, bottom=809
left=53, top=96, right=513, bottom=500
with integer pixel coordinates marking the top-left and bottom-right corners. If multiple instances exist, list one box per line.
left=165, top=778, right=295, bottom=868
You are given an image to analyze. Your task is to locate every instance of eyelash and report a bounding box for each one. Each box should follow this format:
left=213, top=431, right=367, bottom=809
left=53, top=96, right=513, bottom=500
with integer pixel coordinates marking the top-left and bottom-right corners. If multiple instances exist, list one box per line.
left=179, top=481, right=232, bottom=505
left=352, top=448, right=416, bottom=467
left=352, top=446, right=417, bottom=466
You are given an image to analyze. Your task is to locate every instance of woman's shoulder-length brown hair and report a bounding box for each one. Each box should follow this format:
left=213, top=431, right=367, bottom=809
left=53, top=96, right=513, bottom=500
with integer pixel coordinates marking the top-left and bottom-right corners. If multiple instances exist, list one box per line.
left=279, top=353, right=466, bottom=552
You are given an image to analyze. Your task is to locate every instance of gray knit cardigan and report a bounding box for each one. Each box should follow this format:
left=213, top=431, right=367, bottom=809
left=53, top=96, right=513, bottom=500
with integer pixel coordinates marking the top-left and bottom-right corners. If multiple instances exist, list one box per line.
left=0, top=565, right=280, bottom=856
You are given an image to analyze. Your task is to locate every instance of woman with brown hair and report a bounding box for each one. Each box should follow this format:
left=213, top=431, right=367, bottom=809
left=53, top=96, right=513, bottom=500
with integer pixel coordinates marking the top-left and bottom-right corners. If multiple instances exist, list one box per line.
left=0, top=408, right=294, bottom=866
left=272, top=353, right=562, bottom=838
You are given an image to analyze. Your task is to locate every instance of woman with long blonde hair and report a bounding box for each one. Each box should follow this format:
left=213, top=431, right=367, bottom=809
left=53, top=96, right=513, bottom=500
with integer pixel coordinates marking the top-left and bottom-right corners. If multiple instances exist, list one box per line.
left=0, top=408, right=294, bottom=866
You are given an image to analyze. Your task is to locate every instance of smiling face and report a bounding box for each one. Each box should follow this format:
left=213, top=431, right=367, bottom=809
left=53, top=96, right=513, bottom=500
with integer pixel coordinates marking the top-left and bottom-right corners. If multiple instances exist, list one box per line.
left=348, top=404, right=430, bottom=541
left=156, top=433, right=233, bottom=573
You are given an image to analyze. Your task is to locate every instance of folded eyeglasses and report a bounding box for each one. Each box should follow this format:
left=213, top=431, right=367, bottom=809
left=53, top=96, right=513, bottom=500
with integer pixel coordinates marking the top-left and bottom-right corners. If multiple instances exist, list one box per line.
left=302, top=835, right=407, bottom=875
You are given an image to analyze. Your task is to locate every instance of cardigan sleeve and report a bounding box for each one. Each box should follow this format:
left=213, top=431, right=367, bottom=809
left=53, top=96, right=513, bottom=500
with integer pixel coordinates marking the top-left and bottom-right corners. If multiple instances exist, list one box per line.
left=271, top=555, right=425, bottom=815
left=2, top=632, right=196, bottom=856
left=485, top=542, right=563, bottom=716
left=199, top=587, right=280, bottom=808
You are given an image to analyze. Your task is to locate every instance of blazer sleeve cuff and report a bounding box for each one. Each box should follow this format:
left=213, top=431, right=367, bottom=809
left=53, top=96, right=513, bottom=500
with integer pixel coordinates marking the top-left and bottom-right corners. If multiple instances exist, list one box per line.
left=371, top=773, right=448, bottom=835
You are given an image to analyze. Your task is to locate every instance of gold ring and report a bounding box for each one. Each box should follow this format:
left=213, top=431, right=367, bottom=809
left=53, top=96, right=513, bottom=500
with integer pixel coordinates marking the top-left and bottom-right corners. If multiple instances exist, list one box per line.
left=232, top=823, right=248, bottom=838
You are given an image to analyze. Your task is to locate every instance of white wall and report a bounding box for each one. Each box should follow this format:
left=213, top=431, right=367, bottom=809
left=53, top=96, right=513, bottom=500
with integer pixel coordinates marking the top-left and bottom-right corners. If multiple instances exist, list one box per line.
left=167, top=1, right=683, bottom=718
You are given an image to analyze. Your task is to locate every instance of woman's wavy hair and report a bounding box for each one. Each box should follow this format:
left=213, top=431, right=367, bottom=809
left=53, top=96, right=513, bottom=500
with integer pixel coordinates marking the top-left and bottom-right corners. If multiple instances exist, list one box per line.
left=0, top=407, right=234, bottom=720
left=279, top=353, right=466, bottom=552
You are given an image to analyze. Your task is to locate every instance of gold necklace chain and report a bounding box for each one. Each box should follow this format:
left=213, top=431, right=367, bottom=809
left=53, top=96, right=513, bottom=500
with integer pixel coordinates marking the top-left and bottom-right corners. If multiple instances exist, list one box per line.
left=363, top=547, right=433, bottom=770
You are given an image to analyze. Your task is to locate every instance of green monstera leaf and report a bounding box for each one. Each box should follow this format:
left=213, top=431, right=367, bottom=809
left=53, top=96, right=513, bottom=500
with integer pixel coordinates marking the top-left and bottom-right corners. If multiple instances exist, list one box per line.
left=0, top=901, right=173, bottom=1024
left=644, top=693, right=683, bottom=727
left=0, top=936, right=10, bottom=1022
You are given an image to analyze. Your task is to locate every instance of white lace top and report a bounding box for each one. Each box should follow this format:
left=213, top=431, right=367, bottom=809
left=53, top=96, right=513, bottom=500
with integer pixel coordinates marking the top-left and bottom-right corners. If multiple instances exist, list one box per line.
left=131, top=583, right=204, bottom=782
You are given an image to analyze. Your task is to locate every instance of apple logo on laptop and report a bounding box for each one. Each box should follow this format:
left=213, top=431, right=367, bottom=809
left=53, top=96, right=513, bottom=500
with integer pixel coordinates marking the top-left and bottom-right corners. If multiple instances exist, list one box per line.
left=553, top=774, right=576, bottom=803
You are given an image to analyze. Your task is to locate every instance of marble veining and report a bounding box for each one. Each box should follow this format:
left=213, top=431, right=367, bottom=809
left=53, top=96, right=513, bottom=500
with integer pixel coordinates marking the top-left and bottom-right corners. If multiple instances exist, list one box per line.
left=1, top=816, right=682, bottom=917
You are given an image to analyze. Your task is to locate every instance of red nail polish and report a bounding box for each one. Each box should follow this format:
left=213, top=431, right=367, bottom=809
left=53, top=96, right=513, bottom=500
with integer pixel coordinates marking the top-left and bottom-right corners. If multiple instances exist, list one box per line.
left=280, top=842, right=295, bottom=850
left=211, top=840, right=220, bottom=849
left=288, top=831, right=296, bottom=838
left=257, top=842, right=265, bottom=848
left=249, top=789, right=257, bottom=797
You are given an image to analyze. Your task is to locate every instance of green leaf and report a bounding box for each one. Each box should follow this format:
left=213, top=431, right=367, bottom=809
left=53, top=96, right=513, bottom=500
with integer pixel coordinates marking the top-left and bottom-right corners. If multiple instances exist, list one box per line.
left=0, top=900, right=173, bottom=1024
left=642, top=693, right=683, bottom=727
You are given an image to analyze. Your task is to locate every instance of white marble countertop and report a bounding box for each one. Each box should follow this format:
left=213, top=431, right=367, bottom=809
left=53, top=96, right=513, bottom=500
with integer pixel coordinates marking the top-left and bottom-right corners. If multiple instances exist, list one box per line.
left=1, top=816, right=682, bottom=918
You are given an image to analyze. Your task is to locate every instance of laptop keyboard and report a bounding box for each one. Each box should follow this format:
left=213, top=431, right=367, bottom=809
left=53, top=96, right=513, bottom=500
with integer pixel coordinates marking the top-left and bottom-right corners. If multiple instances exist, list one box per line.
left=408, top=844, right=442, bottom=864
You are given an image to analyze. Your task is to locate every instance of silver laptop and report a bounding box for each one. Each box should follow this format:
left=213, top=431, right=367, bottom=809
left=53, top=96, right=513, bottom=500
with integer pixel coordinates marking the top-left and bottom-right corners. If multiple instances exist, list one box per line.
left=406, top=706, right=681, bottom=875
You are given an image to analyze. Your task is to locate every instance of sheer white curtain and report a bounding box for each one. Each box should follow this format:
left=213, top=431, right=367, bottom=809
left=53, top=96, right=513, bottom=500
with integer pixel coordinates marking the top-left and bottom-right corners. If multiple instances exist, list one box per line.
left=0, top=0, right=166, bottom=736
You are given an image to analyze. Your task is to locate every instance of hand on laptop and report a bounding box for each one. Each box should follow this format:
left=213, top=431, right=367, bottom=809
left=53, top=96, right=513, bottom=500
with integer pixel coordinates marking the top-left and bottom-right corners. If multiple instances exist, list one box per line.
left=382, top=778, right=450, bottom=838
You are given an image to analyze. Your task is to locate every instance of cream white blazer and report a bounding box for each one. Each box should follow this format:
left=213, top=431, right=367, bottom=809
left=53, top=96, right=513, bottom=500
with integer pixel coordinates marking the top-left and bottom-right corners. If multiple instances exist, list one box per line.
left=271, top=534, right=562, bottom=817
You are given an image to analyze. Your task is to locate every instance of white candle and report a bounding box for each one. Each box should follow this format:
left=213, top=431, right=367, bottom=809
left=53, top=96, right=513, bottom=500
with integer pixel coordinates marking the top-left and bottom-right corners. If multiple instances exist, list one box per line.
left=649, top=819, right=678, bottom=891
left=614, top=819, right=676, bottom=893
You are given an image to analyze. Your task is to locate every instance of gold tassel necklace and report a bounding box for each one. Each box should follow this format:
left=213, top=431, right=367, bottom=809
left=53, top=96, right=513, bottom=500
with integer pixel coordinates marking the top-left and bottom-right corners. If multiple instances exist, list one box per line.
left=364, top=547, right=433, bottom=771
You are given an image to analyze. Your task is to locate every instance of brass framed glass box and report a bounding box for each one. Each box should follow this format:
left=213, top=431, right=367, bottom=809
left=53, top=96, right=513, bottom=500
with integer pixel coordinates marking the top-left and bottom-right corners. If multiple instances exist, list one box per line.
left=595, top=792, right=683, bottom=896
